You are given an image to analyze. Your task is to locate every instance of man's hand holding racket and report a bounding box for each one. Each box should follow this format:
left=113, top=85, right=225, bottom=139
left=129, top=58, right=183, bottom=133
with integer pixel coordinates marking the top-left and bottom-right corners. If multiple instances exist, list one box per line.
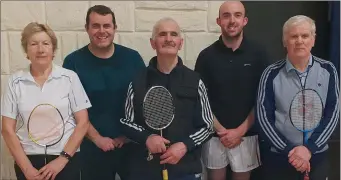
left=160, top=142, right=187, bottom=165
left=143, top=86, right=175, bottom=180
left=288, top=146, right=311, bottom=173
left=146, top=134, right=170, bottom=154
left=288, top=88, right=323, bottom=179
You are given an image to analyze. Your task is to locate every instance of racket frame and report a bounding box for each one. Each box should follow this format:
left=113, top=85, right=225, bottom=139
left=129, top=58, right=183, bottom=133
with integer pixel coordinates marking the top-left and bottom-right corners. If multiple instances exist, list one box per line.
left=27, top=103, right=65, bottom=164
left=289, top=88, right=324, bottom=180
left=142, top=86, right=174, bottom=180
left=143, top=86, right=175, bottom=131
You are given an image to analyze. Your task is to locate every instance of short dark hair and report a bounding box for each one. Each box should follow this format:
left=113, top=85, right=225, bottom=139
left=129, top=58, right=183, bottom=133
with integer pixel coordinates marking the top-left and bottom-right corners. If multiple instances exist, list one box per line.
left=86, top=5, right=117, bottom=29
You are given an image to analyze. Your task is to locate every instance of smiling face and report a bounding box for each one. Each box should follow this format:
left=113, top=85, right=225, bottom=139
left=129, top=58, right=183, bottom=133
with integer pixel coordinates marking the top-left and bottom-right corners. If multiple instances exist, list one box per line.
left=86, top=12, right=116, bottom=49
left=26, top=31, right=54, bottom=66
left=217, top=1, right=248, bottom=40
left=150, top=20, right=183, bottom=56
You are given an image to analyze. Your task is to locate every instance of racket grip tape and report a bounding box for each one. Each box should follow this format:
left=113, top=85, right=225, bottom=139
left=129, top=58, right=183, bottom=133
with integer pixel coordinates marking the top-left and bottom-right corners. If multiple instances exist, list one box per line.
left=162, top=169, right=168, bottom=180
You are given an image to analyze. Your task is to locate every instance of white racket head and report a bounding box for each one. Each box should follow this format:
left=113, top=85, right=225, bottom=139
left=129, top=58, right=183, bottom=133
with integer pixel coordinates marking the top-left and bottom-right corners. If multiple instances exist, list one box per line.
left=143, top=86, right=175, bottom=130
left=289, top=89, right=324, bottom=132
left=27, top=104, right=65, bottom=147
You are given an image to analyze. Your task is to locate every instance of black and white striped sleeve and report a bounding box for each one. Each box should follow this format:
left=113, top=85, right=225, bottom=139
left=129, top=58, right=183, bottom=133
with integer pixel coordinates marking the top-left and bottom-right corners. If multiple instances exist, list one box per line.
left=120, top=82, right=151, bottom=144
left=255, top=61, right=295, bottom=154
left=182, top=79, right=214, bottom=152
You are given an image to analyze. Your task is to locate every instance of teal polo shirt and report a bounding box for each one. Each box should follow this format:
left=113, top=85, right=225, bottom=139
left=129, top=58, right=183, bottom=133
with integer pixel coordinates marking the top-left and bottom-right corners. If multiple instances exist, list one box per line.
left=63, top=43, right=145, bottom=140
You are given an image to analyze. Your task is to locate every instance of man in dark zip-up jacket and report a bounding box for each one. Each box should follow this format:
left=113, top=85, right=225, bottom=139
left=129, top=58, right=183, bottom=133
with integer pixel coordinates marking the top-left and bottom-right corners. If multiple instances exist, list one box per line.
left=120, top=17, right=214, bottom=180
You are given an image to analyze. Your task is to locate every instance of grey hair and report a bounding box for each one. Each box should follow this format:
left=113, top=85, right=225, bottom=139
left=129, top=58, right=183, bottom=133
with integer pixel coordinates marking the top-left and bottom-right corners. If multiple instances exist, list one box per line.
left=151, top=17, right=182, bottom=39
left=283, top=15, right=316, bottom=41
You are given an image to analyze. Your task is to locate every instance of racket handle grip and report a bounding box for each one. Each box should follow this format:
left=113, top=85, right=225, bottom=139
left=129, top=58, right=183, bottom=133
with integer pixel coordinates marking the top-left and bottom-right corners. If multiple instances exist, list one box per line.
left=162, top=169, right=168, bottom=180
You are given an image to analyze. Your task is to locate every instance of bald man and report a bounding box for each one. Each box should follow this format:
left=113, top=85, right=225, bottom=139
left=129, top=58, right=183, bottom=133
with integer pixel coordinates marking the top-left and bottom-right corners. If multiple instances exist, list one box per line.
left=195, top=1, right=269, bottom=180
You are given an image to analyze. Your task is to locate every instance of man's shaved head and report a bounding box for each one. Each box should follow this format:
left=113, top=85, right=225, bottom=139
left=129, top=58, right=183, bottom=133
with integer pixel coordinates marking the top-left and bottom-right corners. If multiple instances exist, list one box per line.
left=219, top=1, right=246, bottom=18
left=216, top=1, right=248, bottom=40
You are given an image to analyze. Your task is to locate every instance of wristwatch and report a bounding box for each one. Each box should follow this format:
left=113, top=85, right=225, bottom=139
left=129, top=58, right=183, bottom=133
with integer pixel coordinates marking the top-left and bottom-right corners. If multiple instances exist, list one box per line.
left=60, top=151, right=72, bottom=160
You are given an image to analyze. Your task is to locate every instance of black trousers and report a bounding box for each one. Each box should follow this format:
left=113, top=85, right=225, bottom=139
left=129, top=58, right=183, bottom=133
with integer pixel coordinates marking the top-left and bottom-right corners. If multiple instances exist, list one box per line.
left=80, top=140, right=133, bottom=180
left=260, top=150, right=329, bottom=180
left=14, top=153, right=80, bottom=180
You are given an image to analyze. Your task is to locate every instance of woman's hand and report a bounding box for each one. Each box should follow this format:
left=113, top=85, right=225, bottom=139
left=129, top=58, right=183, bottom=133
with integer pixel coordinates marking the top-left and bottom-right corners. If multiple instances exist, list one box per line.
left=38, top=157, right=69, bottom=180
left=23, top=166, right=42, bottom=180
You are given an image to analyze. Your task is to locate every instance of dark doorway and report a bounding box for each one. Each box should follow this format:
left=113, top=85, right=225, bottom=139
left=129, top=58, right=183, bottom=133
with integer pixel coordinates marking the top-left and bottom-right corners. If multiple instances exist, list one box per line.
left=243, top=1, right=330, bottom=62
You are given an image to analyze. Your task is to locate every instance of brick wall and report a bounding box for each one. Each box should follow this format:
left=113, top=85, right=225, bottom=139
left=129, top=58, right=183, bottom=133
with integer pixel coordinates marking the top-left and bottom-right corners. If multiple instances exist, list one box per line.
left=1, top=1, right=224, bottom=179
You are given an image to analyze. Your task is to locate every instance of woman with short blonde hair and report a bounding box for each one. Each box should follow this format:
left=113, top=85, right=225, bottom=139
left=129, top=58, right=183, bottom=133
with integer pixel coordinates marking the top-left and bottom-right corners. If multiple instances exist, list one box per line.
left=1, top=22, right=91, bottom=180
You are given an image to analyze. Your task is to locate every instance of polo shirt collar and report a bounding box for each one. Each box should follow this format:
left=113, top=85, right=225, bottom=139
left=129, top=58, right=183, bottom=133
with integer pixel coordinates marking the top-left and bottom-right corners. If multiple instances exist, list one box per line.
left=22, top=63, right=62, bottom=81
left=217, top=35, right=248, bottom=52
left=285, top=54, right=313, bottom=73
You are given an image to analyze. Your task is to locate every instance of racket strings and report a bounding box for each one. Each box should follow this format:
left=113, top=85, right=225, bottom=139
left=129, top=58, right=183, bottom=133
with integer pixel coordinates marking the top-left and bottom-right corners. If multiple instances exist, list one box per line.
left=28, top=105, right=64, bottom=146
left=290, top=90, right=323, bottom=131
left=144, top=88, right=174, bottom=129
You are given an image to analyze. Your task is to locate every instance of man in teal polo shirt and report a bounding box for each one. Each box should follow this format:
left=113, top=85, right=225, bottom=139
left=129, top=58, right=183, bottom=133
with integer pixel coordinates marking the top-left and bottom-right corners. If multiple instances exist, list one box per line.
left=63, top=5, right=145, bottom=180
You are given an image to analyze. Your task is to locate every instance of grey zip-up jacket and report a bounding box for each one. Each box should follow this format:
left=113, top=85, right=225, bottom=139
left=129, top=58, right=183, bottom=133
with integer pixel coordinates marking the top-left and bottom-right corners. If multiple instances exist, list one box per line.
left=256, top=55, right=339, bottom=155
